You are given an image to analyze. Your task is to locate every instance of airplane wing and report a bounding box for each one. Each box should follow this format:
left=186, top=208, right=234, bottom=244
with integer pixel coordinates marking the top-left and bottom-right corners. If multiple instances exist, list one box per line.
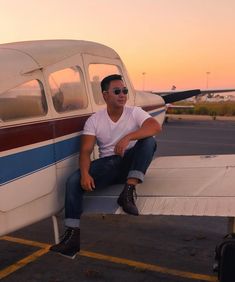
left=152, top=88, right=235, bottom=104
left=83, top=154, right=235, bottom=217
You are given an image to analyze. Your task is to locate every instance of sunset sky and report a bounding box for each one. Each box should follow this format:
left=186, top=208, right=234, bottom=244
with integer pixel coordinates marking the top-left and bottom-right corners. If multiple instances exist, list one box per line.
left=1, top=0, right=235, bottom=91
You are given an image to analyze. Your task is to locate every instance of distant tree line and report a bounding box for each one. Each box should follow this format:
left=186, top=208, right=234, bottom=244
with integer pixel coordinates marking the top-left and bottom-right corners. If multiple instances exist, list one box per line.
left=171, top=101, right=235, bottom=117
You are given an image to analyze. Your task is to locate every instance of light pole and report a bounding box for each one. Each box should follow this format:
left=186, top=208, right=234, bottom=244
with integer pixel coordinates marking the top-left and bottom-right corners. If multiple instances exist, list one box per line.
left=206, top=72, right=210, bottom=89
left=142, top=72, right=146, bottom=91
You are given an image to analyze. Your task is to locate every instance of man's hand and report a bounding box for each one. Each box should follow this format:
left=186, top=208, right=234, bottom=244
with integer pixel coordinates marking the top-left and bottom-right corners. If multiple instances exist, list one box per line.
left=114, top=135, right=131, bottom=157
left=80, top=173, right=95, bottom=192
left=79, top=135, right=96, bottom=191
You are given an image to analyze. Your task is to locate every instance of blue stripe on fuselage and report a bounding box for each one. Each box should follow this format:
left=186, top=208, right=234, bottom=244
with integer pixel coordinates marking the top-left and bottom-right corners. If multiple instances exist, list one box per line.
left=0, top=135, right=81, bottom=185
left=0, top=108, right=163, bottom=185
left=150, top=108, right=165, bottom=117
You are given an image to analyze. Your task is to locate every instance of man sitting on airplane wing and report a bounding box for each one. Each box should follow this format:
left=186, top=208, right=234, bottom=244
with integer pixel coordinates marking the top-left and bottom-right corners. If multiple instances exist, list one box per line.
left=50, top=74, right=161, bottom=259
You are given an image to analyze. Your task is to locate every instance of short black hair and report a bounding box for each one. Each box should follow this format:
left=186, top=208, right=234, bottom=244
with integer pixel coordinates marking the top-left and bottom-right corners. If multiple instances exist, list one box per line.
left=101, top=74, right=123, bottom=92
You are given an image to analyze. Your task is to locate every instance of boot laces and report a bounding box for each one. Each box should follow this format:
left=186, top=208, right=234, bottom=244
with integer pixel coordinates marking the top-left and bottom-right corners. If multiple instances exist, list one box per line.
left=126, top=186, right=137, bottom=203
left=60, top=228, right=74, bottom=244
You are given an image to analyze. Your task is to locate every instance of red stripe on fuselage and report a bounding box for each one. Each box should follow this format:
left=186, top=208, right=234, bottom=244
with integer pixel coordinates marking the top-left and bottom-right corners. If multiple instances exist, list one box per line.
left=0, top=115, right=90, bottom=152
left=0, top=104, right=163, bottom=153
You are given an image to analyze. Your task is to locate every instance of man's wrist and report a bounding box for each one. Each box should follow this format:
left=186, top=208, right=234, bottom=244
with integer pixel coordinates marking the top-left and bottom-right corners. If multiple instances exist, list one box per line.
left=80, top=170, right=90, bottom=177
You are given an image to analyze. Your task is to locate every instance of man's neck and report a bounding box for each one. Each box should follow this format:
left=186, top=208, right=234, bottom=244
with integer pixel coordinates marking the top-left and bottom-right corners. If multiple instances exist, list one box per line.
left=107, top=106, right=124, bottom=122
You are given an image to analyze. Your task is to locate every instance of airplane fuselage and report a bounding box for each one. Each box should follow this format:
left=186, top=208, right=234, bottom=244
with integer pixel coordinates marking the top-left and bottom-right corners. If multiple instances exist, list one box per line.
left=0, top=40, right=165, bottom=236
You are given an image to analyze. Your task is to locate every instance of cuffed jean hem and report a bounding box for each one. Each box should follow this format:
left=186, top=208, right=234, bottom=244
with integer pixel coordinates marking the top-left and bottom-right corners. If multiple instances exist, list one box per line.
left=65, top=218, right=80, bottom=228
left=127, top=170, right=145, bottom=183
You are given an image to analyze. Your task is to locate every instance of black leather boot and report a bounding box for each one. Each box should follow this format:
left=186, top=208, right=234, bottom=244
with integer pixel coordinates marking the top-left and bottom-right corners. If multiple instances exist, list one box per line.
left=117, top=184, right=139, bottom=215
left=50, top=227, right=80, bottom=259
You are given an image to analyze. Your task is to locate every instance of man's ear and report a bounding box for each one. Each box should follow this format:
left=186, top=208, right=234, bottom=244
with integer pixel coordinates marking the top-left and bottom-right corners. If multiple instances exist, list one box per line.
left=102, top=91, right=108, bottom=102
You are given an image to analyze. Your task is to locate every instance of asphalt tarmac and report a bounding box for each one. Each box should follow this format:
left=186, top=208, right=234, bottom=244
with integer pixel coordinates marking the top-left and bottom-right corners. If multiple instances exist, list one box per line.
left=1, top=118, right=235, bottom=282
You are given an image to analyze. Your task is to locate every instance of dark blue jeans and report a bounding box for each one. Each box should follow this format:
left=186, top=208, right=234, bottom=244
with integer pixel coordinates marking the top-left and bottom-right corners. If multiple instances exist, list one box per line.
left=65, top=137, right=156, bottom=227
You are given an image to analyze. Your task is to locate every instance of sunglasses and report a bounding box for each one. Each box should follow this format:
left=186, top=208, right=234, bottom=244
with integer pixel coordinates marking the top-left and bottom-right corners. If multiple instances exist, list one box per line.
left=111, top=87, right=128, bottom=95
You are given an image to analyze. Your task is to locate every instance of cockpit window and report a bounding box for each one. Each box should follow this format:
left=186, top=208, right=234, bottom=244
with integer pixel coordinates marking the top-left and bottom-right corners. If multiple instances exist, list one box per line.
left=0, top=80, right=47, bottom=121
left=89, top=64, right=123, bottom=105
left=49, top=67, right=88, bottom=113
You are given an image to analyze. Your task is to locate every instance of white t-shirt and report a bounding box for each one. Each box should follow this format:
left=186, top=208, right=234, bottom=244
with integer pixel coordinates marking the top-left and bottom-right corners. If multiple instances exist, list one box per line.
left=83, top=106, right=151, bottom=158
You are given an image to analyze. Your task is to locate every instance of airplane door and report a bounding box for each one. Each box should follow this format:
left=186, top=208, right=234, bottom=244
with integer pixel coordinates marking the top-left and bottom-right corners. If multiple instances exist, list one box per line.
left=44, top=55, right=93, bottom=204
left=82, top=54, right=136, bottom=160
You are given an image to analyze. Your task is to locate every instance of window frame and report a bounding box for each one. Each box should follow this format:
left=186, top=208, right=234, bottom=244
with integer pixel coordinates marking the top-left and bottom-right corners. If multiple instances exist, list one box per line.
left=0, top=79, right=48, bottom=122
left=48, top=65, right=89, bottom=114
left=88, top=63, right=123, bottom=105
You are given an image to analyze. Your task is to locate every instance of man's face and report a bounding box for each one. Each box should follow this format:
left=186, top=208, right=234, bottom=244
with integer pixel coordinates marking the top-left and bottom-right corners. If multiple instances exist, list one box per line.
left=103, top=80, right=128, bottom=108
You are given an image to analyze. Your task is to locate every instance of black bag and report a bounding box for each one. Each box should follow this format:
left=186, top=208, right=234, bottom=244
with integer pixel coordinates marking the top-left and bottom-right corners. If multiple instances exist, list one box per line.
left=214, top=233, right=235, bottom=282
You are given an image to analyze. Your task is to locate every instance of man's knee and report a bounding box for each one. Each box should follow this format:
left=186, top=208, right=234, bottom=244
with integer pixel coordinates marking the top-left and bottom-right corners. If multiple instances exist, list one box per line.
left=138, top=136, right=157, bottom=151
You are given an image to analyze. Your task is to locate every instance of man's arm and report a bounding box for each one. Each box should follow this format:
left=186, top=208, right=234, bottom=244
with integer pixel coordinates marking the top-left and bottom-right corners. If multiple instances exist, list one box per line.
left=114, top=118, right=161, bottom=156
left=79, top=134, right=96, bottom=191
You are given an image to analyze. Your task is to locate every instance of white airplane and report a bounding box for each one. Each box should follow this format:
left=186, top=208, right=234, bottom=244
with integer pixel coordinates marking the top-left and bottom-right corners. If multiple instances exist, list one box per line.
left=1, top=40, right=235, bottom=244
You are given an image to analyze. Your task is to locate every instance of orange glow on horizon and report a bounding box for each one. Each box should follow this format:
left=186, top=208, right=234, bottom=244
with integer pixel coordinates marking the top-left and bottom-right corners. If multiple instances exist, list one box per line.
left=0, top=0, right=235, bottom=92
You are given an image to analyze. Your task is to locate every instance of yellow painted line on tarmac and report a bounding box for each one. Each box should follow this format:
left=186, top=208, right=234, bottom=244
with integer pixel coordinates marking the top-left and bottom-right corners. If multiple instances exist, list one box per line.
left=0, top=236, right=50, bottom=280
left=0, top=248, right=49, bottom=280
left=0, top=236, right=217, bottom=281
left=80, top=250, right=217, bottom=282
left=1, top=236, right=49, bottom=249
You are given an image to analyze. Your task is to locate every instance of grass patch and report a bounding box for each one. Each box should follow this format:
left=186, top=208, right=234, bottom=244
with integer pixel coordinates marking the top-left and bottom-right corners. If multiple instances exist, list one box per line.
left=171, top=101, right=235, bottom=117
